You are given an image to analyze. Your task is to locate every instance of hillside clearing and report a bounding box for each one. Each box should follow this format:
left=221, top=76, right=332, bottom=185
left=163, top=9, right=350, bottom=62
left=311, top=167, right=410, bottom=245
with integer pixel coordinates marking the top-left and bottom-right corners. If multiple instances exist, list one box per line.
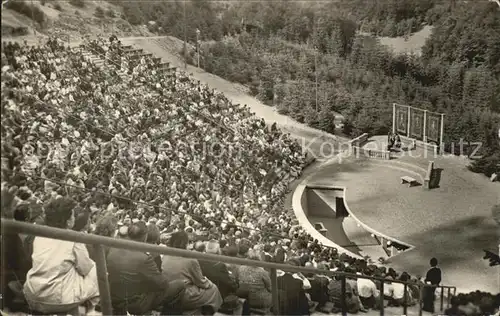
left=369, top=25, right=433, bottom=55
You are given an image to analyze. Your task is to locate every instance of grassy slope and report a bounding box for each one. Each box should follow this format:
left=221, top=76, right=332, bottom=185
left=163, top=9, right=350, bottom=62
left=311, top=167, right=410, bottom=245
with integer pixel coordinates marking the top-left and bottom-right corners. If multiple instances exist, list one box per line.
left=1, top=0, right=153, bottom=41
left=1, top=8, right=34, bottom=29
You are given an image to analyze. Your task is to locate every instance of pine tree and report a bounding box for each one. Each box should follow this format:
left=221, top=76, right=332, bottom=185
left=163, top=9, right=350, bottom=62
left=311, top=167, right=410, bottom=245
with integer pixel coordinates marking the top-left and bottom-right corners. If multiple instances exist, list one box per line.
left=305, top=109, right=320, bottom=128
left=317, top=106, right=336, bottom=134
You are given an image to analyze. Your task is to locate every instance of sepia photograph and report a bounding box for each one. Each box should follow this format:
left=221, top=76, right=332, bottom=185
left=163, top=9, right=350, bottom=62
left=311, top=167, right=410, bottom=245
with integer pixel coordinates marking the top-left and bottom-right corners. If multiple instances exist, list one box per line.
left=1, top=0, right=499, bottom=315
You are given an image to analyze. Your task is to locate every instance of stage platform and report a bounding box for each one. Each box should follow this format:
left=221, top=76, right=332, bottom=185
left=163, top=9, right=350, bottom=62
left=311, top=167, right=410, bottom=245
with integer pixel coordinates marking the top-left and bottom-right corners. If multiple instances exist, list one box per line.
left=306, top=137, right=500, bottom=293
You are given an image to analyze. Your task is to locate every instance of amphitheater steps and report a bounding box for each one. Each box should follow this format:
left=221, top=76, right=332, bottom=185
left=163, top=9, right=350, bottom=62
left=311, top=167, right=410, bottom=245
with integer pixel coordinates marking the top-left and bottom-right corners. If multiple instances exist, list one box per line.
left=77, top=44, right=178, bottom=81
left=122, top=48, right=143, bottom=54
left=127, top=53, right=154, bottom=60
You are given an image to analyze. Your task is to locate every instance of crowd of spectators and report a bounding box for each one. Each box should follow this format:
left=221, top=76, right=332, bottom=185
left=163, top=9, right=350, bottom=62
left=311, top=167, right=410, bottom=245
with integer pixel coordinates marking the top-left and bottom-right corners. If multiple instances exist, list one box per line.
left=1, top=37, right=499, bottom=315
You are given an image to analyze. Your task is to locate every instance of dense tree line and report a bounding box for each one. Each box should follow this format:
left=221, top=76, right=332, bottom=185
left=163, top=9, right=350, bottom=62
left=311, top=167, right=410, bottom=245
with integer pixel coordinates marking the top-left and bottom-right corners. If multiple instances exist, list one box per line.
left=118, top=0, right=500, bottom=177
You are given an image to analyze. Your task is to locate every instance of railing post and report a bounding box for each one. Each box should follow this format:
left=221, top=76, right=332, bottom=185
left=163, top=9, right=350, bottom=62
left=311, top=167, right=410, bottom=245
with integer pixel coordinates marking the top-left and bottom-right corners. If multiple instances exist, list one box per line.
left=447, top=287, right=451, bottom=308
left=440, top=286, right=444, bottom=311
left=94, top=244, right=112, bottom=315
left=379, top=281, right=384, bottom=316
left=403, top=283, right=408, bottom=316
left=1, top=236, right=6, bottom=310
left=418, top=284, right=423, bottom=316
left=341, top=275, right=347, bottom=316
left=270, top=268, right=279, bottom=315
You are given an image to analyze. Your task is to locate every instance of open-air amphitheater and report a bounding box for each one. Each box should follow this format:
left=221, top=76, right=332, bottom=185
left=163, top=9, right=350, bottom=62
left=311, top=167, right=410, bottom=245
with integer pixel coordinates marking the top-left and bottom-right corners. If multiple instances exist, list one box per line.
left=1, top=34, right=499, bottom=316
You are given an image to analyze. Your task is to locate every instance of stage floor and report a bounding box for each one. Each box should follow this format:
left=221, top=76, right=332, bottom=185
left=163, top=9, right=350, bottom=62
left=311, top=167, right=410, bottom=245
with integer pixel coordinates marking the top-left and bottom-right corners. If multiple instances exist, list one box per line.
left=306, top=142, right=500, bottom=293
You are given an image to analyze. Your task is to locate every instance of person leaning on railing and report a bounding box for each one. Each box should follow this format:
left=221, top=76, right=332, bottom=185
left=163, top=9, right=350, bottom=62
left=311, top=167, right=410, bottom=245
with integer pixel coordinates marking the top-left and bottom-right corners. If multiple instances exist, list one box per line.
left=23, top=196, right=100, bottom=314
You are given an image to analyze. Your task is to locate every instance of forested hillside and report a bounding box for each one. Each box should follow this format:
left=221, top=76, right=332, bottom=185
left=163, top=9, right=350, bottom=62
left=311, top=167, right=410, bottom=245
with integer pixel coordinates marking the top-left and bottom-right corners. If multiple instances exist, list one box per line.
left=118, top=0, right=500, bottom=176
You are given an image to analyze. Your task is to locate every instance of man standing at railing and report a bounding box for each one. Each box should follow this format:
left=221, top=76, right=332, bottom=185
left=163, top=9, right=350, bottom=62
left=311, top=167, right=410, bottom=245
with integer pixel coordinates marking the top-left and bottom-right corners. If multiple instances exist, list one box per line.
left=422, top=257, right=442, bottom=313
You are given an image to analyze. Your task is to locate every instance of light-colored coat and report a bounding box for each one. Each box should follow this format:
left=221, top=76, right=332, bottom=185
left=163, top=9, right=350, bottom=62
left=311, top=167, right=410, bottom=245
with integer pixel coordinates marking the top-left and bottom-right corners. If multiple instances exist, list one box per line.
left=23, top=237, right=100, bottom=313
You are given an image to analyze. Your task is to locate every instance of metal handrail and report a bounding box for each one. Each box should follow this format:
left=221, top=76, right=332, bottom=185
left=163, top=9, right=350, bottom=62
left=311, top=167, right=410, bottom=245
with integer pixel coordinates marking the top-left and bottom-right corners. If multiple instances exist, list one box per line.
left=2, top=219, right=456, bottom=315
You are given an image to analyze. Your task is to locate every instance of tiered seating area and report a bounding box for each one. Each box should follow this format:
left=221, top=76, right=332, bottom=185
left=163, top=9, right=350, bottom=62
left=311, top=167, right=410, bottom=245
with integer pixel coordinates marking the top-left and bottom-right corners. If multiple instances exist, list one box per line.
left=1, top=37, right=498, bottom=316
left=1, top=36, right=306, bottom=229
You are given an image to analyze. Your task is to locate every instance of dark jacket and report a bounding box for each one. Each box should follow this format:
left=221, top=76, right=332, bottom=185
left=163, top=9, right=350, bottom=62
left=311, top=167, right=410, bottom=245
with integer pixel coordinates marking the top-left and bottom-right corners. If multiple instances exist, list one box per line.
left=308, top=275, right=330, bottom=306
left=276, top=272, right=310, bottom=316
left=1, top=233, right=32, bottom=282
left=262, top=253, right=274, bottom=263
left=425, top=267, right=442, bottom=285
left=153, top=254, right=162, bottom=272
left=198, top=260, right=238, bottom=298
left=106, top=248, right=170, bottom=303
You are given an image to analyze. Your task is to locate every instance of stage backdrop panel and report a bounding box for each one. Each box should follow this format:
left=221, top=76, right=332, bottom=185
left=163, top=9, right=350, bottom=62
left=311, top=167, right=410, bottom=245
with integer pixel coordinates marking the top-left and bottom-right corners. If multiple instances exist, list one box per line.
left=410, top=107, right=425, bottom=140
left=395, top=104, right=409, bottom=136
left=426, top=113, right=441, bottom=143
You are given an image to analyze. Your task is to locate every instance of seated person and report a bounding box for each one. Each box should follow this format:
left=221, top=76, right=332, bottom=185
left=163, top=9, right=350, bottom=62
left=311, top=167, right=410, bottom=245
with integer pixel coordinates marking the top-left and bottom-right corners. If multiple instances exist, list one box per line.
left=72, top=207, right=91, bottom=233
left=357, top=270, right=381, bottom=310
left=409, top=277, right=421, bottom=302
left=276, top=258, right=310, bottom=315
left=344, top=268, right=367, bottom=312
left=1, top=189, right=32, bottom=311
left=307, top=263, right=330, bottom=309
left=224, top=244, right=243, bottom=288
left=198, top=240, right=244, bottom=314
left=23, top=197, right=100, bottom=314
left=444, top=296, right=466, bottom=316
left=328, top=274, right=360, bottom=313
left=146, top=222, right=162, bottom=272
left=392, top=273, right=414, bottom=307
left=107, top=221, right=186, bottom=315
left=457, top=294, right=481, bottom=316
left=87, top=213, right=118, bottom=265
left=237, top=249, right=273, bottom=314
left=262, top=244, right=274, bottom=262
left=383, top=276, right=395, bottom=304
left=394, top=134, right=402, bottom=148
left=162, top=231, right=223, bottom=314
